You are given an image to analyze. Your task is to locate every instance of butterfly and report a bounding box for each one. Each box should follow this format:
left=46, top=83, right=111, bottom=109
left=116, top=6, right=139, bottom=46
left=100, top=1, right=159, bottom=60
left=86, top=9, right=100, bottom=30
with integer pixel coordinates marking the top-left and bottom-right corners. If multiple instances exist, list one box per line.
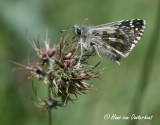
left=73, top=19, right=146, bottom=64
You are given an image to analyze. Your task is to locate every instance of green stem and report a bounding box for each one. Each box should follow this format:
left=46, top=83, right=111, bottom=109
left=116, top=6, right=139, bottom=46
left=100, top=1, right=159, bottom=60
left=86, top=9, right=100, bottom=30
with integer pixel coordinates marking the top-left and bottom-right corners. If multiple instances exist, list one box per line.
left=48, top=108, right=52, bottom=125
left=48, top=85, right=52, bottom=125
left=128, top=1, right=160, bottom=125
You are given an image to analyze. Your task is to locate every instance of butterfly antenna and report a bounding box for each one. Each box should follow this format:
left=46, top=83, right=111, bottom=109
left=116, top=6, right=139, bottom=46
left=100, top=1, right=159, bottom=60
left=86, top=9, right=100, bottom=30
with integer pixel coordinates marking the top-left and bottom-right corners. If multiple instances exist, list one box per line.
left=82, top=18, right=89, bottom=25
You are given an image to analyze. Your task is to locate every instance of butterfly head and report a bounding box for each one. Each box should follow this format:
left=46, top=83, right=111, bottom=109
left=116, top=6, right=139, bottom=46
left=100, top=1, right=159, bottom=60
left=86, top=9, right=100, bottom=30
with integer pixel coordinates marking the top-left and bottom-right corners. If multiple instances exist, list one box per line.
left=73, top=25, right=82, bottom=37
left=73, top=24, right=89, bottom=38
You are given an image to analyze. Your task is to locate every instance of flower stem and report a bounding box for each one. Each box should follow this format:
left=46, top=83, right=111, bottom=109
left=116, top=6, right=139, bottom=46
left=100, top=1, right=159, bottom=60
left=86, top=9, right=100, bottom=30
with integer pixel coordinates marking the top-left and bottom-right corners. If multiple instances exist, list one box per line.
left=48, top=84, right=52, bottom=125
left=48, top=108, right=52, bottom=125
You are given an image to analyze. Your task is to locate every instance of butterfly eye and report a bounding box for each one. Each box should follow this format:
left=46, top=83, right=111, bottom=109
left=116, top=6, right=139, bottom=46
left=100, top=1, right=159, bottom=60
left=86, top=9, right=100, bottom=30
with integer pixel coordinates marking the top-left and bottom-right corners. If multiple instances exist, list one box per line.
left=76, top=28, right=81, bottom=36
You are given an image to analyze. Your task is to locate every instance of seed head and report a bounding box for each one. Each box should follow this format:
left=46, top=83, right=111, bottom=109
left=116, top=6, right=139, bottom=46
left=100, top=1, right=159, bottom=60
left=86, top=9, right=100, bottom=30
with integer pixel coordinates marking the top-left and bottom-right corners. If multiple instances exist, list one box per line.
left=22, top=30, right=104, bottom=109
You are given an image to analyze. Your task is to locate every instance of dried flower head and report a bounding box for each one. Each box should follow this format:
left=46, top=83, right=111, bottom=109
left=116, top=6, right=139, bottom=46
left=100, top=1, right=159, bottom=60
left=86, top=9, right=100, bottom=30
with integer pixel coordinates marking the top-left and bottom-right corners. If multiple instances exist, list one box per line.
left=16, top=30, right=104, bottom=110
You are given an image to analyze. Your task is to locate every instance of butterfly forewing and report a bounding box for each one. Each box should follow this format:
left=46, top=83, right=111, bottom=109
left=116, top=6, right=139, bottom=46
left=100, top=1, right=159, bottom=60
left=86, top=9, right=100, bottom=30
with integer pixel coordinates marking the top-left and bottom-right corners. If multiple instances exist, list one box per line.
left=88, top=19, right=146, bottom=62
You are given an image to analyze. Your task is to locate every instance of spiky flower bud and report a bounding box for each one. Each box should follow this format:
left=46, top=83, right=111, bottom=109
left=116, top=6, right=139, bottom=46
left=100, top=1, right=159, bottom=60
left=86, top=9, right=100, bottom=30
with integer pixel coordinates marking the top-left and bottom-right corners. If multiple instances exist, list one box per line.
left=24, top=30, right=104, bottom=109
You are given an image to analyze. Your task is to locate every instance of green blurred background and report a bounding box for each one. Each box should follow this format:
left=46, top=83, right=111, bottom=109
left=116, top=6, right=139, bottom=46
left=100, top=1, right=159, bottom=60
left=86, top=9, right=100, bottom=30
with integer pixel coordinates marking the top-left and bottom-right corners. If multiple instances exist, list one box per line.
left=0, top=0, right=160, bottom=125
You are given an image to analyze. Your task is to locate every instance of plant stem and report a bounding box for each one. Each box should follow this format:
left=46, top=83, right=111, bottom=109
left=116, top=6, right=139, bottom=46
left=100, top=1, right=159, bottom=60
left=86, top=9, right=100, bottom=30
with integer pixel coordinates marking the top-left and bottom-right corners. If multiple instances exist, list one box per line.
left=48, top=85, right=52, bottom=125
left=48, top=108, right=52, bottom=125
left=128, top=1, right=160, bottom=125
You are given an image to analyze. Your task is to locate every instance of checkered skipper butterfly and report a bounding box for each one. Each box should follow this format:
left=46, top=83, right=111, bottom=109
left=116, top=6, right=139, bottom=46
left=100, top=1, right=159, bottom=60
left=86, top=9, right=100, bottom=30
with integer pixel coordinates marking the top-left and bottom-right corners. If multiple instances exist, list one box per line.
left=73, top=19, right=146, bottom=64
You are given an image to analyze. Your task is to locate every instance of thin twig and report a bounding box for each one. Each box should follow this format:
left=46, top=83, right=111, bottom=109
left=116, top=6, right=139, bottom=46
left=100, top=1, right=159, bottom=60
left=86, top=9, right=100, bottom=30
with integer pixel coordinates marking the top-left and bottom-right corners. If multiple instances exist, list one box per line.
left=48, top=84, right=52, bottom=125
left=48, top=108, right=52, bottom=125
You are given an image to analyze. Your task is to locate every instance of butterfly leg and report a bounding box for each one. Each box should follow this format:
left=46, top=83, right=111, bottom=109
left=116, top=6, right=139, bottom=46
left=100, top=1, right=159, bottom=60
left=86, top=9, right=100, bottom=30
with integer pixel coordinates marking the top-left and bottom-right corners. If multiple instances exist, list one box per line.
left=75, top=40, right=84, bottom=66
left=93, top=45, right=102, bottom=59
left=79, top=41, right=84, bottom=64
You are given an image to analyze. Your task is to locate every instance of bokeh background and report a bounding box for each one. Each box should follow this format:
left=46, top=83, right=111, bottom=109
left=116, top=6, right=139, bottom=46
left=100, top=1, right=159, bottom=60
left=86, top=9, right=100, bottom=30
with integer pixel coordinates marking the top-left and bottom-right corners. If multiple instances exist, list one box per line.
left=0, top=0, right=160, bottom=125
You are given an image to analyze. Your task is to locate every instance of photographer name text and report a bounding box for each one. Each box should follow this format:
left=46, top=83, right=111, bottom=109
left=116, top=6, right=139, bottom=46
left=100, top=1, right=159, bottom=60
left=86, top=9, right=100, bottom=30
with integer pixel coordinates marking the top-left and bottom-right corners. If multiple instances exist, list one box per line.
left=104, top=114, right=153, bottom=120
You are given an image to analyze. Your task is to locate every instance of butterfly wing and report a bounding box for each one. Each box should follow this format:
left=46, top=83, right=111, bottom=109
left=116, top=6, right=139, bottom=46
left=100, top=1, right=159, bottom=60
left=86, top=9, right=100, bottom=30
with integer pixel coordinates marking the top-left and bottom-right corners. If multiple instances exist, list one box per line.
left=87, top=19, right=146, bottom=63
